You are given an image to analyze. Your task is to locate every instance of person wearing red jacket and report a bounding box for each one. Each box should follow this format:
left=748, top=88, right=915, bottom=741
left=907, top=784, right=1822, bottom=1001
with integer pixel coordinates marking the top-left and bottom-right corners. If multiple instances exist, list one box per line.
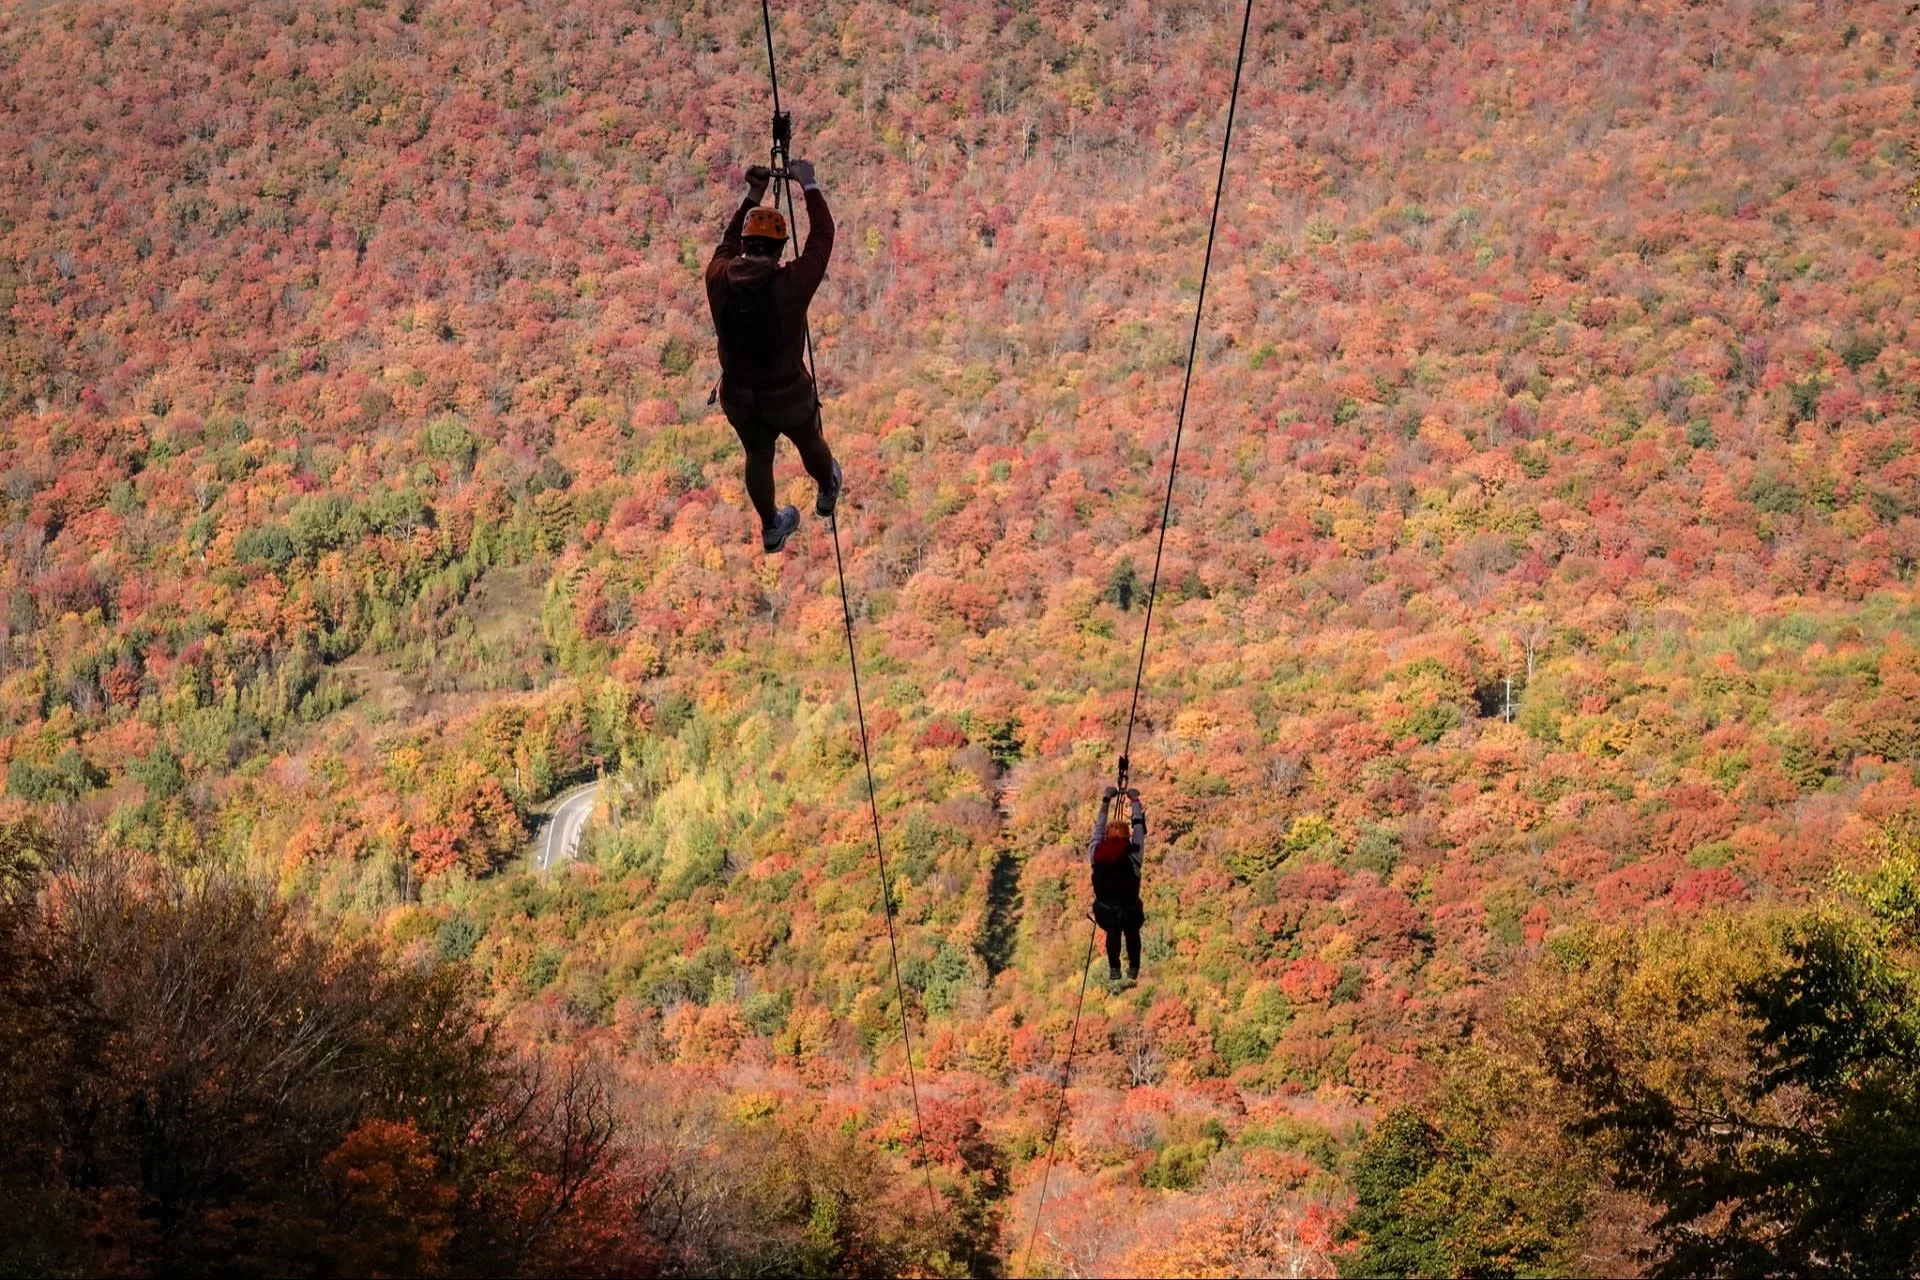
left=705, top=160, right=842, bottom=553
left=1090, top=786, right=1148, bottom=983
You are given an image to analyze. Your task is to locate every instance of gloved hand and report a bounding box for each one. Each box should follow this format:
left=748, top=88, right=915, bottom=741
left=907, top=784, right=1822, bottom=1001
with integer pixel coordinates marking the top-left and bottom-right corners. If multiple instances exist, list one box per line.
left=1103, top=785, right=1119, bottom=799
left=787, top=158, right=817, bottom=188
left=745, top=164, right=772, bottom=198
left=1124, top=788, right=1140, bottom=801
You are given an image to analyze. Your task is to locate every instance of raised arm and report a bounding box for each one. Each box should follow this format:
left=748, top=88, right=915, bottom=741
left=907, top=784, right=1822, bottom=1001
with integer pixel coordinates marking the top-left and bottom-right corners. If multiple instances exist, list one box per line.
left=1089, top=786, right=1117, bottom=863
left=786, top=162, right=834, bottom=303
left=707, top=198, right=754, bottom=282
left=707, top=167, right=772, bottom=281
left=1127, top=792, right=1147, bottom=874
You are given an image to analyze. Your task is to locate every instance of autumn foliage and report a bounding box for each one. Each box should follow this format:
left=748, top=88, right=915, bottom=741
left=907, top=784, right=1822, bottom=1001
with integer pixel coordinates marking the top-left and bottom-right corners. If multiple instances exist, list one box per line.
left=2, top=0, right=1919, bottom=1273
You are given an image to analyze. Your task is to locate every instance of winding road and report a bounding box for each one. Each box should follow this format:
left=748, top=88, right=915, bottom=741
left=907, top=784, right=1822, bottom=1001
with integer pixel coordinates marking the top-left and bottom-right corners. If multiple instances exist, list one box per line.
left=536, top=782, right=600, bottom=872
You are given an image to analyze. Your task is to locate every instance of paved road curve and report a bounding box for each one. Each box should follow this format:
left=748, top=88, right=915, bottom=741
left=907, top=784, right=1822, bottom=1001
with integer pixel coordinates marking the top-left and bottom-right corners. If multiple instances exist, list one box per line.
left=536, top=782, right=600, bottom=872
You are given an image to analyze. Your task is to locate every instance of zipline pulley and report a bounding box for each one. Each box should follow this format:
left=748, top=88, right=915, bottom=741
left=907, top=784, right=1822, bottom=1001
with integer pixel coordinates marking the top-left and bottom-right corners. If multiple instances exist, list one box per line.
left=768, top=110, right=795, bottom=184
left=771, top=109, right=792, bottom=169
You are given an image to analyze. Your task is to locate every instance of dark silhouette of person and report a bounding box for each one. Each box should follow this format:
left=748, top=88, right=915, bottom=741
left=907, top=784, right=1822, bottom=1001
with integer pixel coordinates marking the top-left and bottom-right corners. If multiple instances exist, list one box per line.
left=1090, top=786, right=1147, bottom=982
left=705, top=160, right=841, bottom=553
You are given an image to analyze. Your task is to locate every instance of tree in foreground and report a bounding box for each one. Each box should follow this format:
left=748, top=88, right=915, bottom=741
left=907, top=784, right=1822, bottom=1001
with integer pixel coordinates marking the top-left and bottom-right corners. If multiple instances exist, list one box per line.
left=0, top=817, right=657, bottom=1278
left=1340, top=832, right=1920, bottom=1278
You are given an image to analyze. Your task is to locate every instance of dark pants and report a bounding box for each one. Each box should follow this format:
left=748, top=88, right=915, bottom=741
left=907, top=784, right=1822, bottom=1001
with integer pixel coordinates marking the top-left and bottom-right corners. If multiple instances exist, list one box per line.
left=720, top=380, right=836, bottom=529
left=1094, top=897, right=1145, bottom=977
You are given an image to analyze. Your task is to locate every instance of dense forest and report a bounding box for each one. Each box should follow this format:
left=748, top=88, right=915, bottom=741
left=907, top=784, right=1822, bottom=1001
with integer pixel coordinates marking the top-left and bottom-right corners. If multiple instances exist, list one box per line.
left=1, top=0, right=1918, bottom=1273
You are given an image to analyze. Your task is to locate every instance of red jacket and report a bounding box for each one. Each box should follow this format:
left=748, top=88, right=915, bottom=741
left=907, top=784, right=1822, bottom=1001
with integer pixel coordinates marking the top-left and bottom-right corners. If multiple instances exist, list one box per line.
left=705, top=188, right=833, bottom=397
left=1090, top=794, right=1146, bottom=909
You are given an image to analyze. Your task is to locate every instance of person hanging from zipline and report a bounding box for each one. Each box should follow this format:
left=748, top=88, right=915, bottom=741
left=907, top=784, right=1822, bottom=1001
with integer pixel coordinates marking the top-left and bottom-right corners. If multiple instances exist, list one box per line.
left=1089, top=784, right=1148, bottom=983
left=706, top=158, right=842, bottom=553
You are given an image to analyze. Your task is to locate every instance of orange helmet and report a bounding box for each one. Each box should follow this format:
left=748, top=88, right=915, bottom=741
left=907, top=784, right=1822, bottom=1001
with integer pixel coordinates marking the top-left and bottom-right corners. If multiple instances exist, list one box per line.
left=743, top=206, right=788, bottom=241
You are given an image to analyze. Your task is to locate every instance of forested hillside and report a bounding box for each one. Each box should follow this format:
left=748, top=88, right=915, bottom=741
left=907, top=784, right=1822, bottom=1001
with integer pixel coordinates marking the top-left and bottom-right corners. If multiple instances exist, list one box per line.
left=2, top=0, right=1918, bottom=1273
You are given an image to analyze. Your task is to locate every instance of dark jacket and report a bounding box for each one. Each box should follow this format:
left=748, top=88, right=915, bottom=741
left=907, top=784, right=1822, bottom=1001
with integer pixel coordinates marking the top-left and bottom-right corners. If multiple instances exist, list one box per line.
left=705, top=188, right=833, bottom=401
left=1090, top=794, right=1147, bottom=929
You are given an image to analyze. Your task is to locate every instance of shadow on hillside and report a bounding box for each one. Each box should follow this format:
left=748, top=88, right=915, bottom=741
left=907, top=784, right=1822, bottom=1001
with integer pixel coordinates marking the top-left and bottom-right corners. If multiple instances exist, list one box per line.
left=977, top=775, right=1022, bottom=977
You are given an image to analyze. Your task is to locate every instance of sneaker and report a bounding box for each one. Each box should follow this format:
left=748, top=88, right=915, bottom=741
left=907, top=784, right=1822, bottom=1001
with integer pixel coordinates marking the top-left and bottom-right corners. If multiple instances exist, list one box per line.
left=1108, top=965, right=1124, bottom=983
left=815, top=460, right=843, bottom=519
left=762, top=505, right=800, bottom=553
left=1127, top=966, right=1141, bottom=983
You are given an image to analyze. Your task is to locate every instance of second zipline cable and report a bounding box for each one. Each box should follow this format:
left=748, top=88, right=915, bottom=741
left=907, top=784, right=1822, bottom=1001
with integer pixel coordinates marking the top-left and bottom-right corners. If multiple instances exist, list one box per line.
left=1021, top=0, right=1257, bottom=1272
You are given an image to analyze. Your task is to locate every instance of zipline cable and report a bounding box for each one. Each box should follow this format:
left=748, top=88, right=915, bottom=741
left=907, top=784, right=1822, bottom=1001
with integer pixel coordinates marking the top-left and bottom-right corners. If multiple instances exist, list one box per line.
left=758, top=0, right=942, bottom=1228
left=826, top=502, right=944, bottom=1220
left=1018, top=920, right=1097, bottom=1277
left=1021, top=1, right=1256, bottom=1274
left=759, top=0, right=782, bottom=117
left=1117, top=0, right=1257, bottom=791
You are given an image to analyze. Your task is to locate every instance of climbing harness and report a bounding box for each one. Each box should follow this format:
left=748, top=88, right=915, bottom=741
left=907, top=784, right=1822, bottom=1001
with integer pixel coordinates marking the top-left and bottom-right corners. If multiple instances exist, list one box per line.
left=1020, top=0, right=1256, bottom=1271
left=755, top=0, right=942, bottom=1224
